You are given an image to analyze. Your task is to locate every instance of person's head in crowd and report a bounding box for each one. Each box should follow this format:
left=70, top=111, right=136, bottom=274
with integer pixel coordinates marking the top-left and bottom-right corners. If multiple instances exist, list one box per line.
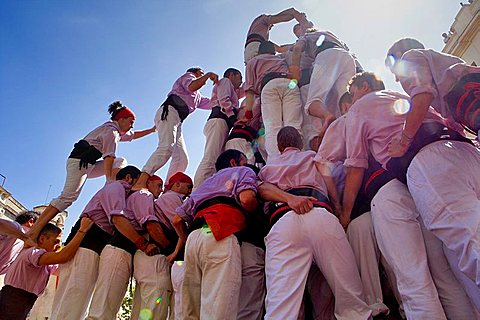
left=108, top=101, right=136, bottom=134
left=146, top=175, right=164, bottom=198
left=348, top=72, right=385, bottom=103
left=339, top=92, right=353, bottom=115
left=277, top=126, right=303, bottom=153
left=37, top=223, right=62, bottom=252
left=224, top=68, right=243, bottom=89
left=215, top=149, right=248, bottom=171
left=385, top=38, right=425, bottom=78
left=187, top=67, right=205, bottom=78
left=15, top=211, right=37, bottom=229
left=116, top=165, right=142, bottom=186
left=293, top=19, right=314, bottom=38
left=258, top=41, right=276, bottom=55
left=165, top=172, right=193, bottom=196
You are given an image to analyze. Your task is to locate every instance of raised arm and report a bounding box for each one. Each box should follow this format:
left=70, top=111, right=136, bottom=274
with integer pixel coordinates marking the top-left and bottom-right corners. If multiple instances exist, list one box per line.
left=188, top=72, right=219, bottom=92
left=269, top=8, right=302, bottom=25
left=38, top=217, right=93, bottom=265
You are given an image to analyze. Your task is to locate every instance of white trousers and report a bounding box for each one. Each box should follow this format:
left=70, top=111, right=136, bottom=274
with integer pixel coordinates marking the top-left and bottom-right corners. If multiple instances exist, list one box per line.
left=305, top=264, right=335, bottom=320
left=419, top=217, right=478, bottom=318
left=131, top=250, right=172, bottom=320
left=264, top=208, right=371, bottom=320
left=347, top=212, right=390, bottom=314
left=50, top=157, right=126, bottom=212
left=237, top=242, right=265, bottom=320
left=51, top=248, right=100, bottom=320
left=86, top=245, right=132, bottom=320
left=143, top=106, right=188, bottom=180
left=407, top=140, right=480, bottom=287
left=182, top=229, right=242, bottom=320
left=194, top=118, right=229, bottom=188
left=261, top=78, right=303, bottom=158
left=225, top=138, right=255, bottom=164
left=305, top=48, right=356, bottom=118
left=244, top=42, right=261, bottom=64
left=171, top=261, right=185, bottom=320
left=371, top=179, right=446, bottom=320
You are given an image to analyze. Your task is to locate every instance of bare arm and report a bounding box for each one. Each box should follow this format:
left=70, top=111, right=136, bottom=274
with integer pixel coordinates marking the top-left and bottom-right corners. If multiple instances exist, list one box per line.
left=112, top=215, right=160, bottom=256
left=39, top=218, right=93, bottom=265
left=290, top=42, right=304, bottom=81
left=145, top=221, right=170, bottom=249
left=188, top=72, right=219, bottom=92
left=340, top=167, right=365, bottom=229
left=167, top=215, right=188, bottom=263
left=258, top=182, right=317, bottom=215
left=103, top=156, right=115, bottom=182
left=269, top=8, right=302, bottom=25
left=388, top=93, right=433, bottom=157
left=0, top=219, right=31, bottom=243
left=133, top=126, right=156, bottom=140
left=236, top=91, right=255, bottom=125
left=316, top=163, right=341, bottom=215
left=238, top=189, right=258, bottom=213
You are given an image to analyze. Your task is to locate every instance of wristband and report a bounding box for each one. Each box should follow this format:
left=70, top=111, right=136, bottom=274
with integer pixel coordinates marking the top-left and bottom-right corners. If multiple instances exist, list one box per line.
left=245, top=110, right=253, bottom=120
left=135, top=237, right=149, bottom=251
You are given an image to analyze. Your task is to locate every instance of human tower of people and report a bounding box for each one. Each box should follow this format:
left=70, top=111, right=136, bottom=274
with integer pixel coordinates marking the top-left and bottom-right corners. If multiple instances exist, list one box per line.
left=0, top=7, right=479, bottom=320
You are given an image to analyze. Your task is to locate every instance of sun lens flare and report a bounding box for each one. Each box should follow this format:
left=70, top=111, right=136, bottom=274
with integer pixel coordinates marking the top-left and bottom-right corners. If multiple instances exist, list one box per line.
left=316, top=34, right=325, bottom=47
left=288, top=79, right=298, bottom=89
left=139, top=308, right=153, bottom=320
left=393, top=98, right=411, bottom=115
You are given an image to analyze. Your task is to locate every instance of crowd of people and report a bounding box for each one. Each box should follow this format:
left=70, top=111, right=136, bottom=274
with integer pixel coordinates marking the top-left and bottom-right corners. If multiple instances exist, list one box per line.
left=0, top=7, right=479, bottom=320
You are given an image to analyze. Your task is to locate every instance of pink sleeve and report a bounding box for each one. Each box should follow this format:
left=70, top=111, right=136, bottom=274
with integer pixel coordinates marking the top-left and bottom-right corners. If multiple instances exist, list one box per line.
left=120, top=130, right=134, bottom=142
left=180, top=73, right=196, bottom=93
left=315, top=118, right=347, bottom=175
left=100, top=129, right=118, bottom=158
left=244, top=61, right=258, bottom=94
left=27, top=248, right=47, bottom=267
left=399, top=51, right=438, bottom=99
left=216, top=80, right=236, bottom=117
left=132, top=193, right=159, bottom=226
left=197, top=96, right=212, bottom=110
left=101, top=183, right=127, bottom=222
left=343, top=111, right=370, bottom=169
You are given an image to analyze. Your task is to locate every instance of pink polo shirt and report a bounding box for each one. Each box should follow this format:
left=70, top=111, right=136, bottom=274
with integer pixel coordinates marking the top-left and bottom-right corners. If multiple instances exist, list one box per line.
left=209, top=78, right=239, bottom=117
left=245, top=54, right=289, bottom=95
left=5, top=247, right=57, bottom=296
left=124, top=189, right=159, bottom=232
left=83, top=120, right=134, bottom=158
left=295, top=30, right=348, bottom=60
left=396, top=49, right=480, bottom=121
left=154, top=190, right=185, bottom=230
left=315, top=115, right=347, bottom=175
left=258, top=147, right=328, bottom=195
left=169, top=72, right=211, bottom=113
left=246, top=15, right=271, bottom=40
left=80, top=180, right=131, bottom=235
left=344, top=90, right=446, bottom=169
left=0, top=221, right=27, bottom=275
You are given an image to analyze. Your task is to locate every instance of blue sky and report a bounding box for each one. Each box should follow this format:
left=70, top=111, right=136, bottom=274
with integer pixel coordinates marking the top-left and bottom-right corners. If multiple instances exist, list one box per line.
left=0, top=0, right=461, bottom=236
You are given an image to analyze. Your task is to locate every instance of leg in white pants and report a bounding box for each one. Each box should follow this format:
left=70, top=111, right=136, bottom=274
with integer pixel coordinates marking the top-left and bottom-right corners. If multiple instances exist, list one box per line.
left=264, top=209, right=371, bottom=320
left=244, top=42, right=261, bottom=64
left=237, top=242, right=265, bottom=320
left=225, top=138, right=255, bottom=164
left=194, top=118, right=229, bottom=188
left=131, top=251, right=172, bottom=320
left=347, top=212, right=390, bottom=314
left=407, top=141, right=480, bottom=286
left=371, top=179, right=446, bottom=319
left=182, top=230, right=242, bottom=320
left=171, top=261, right=185, bottom=320
left=305, top=264, right=335, bottom=320
left=51, top=248, right=100, bottom=320
left=419, top=216, right=477, bottom=318
left=143, top=106, right=188, bottom=177
left=86, top=245, right=132, bottom=320
left=261, top=78, right=303, bottom=158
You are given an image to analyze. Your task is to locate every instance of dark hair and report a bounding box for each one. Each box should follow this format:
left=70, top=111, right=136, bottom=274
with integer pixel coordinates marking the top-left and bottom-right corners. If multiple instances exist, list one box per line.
left=338, top=92, right=352, bottom=106
left=258, top=41, right=276, bottom=55
left=215, top=149, right=246, bottom=171
left=245, top=164, right=260, bottom=176
left=186, top=67, right=203, bottom=74
left=39, top=223, right=61, bottom=240
left=277, top=126, right=303, bottom=152
left=223, top=68, right=241, bottom=78
left=15, top=211, right=37, bottom=225
left=116, top=165, right=142, bottom=180
left=108, top=100, right=126, bottom=120
left=348, top=72, right=385, bottom=92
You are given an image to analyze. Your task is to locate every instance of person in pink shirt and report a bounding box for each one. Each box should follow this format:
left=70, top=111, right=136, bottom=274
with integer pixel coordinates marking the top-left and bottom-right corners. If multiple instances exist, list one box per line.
left=385, top=38, right=480, bottom=157
left=194, top=68, right=243, bottom=187
left=243, top=41, right=303, bottom=158
left=29, top=101, right=155, bottom=240
left=342, top=71, right=479, bottom=318
left=134, top=67, right=219, bottom=191
left=0, top=212, right=37, bottom=278
left=257, top=126, right=372, bottom=320
left=244, top=8, right=306, bottom=64
left=0, top=217, right=93, bottom=320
